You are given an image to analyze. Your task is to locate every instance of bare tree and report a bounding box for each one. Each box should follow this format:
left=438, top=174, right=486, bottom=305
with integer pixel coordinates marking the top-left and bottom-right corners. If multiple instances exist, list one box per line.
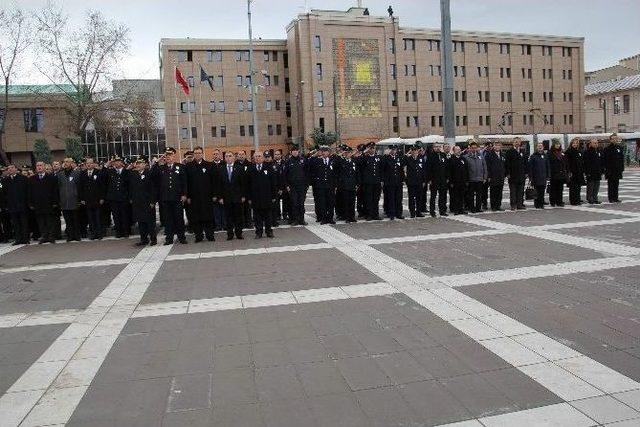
left=129, top=94, right=157, bottom=142
left=0, top=6, right=32, bottom=164
left=34, top=4, right=130, bottom=140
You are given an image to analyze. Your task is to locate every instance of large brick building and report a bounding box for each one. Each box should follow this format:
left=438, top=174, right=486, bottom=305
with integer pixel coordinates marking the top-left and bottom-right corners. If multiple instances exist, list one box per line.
left=160, top=6, right=585, bottom=154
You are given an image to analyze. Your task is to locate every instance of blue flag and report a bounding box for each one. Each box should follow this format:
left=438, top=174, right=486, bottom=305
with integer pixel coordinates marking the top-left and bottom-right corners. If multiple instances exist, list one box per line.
left=200, top=66, right=214, bottom=90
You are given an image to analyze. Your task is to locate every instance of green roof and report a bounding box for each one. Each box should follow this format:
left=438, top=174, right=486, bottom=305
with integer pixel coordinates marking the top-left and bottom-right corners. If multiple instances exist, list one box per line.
left=0, top=84, right=77, bottom=96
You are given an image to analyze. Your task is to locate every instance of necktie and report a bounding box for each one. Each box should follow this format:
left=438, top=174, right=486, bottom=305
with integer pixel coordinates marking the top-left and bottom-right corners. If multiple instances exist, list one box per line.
left=228, top=165, right=232, bottom=180
left=258, top=165, right=261, bottom=172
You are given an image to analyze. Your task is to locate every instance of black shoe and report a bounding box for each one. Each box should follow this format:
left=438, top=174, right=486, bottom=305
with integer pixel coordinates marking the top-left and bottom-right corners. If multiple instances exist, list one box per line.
left=206, top=236, right=215, bottom=242
left=179, top=238, right=188, bottom=244
left=328, top=220, right=336, bottom=224
left=517, top=206, right=526, bottom=210
left=397, top=216, right=405, bottom=220
left=255, top=234, right=263, bottom=239
left=300, top=221, right=308, bottom=226
left=135, top=241, right=148, bottom=247
left=430, top=212, right=436, bottom=218
left=164, top=240, right=173, bottom=245
left=149, top=240, right=157, bottom=246
left=594, top=201, right=602, bottom=204
left=266, top=232, right=274, bottom=238
left=557, top=203, right=565, bottom=207
left=236, top=235, right=244, bottom=240
left=272, top=222, right=279, bottom=227
left=227, top=235, right=234, bottom=241
left=416, top=213, right=425, bottom=218
left=194, top=237, right=203, bottom=243
left=440, top=213, right=449, bottom=217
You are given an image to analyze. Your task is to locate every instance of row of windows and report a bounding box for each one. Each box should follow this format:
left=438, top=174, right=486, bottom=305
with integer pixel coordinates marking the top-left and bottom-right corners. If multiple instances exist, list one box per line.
left=603, top=95, right=632, bottom=114
left=0, top=108, right=46, bottom=133
left=180, top=124, right=291, bottom=139
left=388, top=90, right=575, bottom=104
left=391, top=64, right=573, bottom=80
left=393, top=113, right=574, bottom=131
left=179, top=73, right=291, bottom=93
left=389, top=38, right=573, bottom=57
left=179, top=100, right=289, bottom=113
left=177, top=50, right=288, bottom=67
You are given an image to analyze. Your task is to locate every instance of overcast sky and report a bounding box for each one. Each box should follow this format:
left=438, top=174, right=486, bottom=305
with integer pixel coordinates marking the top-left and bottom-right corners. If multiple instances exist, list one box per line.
left=11, top=0, right=640, bottom=84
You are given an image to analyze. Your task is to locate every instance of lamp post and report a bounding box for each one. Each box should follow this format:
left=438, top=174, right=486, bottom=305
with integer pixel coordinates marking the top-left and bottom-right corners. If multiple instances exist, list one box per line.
left=440, top=0, right=455, bottom=146
left=247, top=0, right=259, bottom=152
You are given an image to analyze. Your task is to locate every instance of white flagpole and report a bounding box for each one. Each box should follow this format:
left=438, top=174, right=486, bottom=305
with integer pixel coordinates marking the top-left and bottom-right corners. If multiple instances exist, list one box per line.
left=174, top=69, right=181, bottom=158
left=198, top=65, right=205, bottom=150
left=187, top=72, right=193, bottom=151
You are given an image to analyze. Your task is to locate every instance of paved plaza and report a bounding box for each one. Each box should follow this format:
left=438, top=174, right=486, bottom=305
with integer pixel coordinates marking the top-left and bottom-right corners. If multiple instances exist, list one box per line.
left=0, top=170, right=640, bottom=426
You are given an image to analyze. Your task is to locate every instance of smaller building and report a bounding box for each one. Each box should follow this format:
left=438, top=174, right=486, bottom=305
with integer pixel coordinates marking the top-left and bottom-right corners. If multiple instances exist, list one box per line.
left=0, top=85, right=76, bottom=165
left=585, top=74, right=640, bottom=133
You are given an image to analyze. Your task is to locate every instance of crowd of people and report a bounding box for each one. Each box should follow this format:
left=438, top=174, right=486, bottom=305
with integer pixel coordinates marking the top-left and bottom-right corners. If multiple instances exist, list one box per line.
left=0, top=134, right=627, bottom=247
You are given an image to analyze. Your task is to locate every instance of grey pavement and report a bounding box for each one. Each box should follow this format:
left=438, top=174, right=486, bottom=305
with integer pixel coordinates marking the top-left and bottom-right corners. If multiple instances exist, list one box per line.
left=0, top=169, right=639, bottom=426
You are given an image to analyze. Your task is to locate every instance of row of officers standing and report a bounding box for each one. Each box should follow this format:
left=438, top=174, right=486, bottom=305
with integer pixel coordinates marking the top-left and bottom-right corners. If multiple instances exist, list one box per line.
left=0, top=135, right=627, bottom=247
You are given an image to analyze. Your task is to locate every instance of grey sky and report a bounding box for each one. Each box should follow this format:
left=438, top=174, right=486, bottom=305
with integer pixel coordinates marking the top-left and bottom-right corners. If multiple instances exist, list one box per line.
left=11, top=0, right=640, bottom=84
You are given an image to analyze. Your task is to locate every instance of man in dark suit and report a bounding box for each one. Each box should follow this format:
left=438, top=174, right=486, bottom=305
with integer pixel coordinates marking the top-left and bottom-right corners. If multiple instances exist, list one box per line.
left=584, top=139, right=603, bottom=204
left=309, top=146, right=337, bottom=224
left=151, top=148, right=188, bottom=245
left=426, top=143, right=449, bottom=217
left=283, top=145, right=308, bottom=226
left=3, top=164, right=30, bottom=244
left=186, top=146, right=218, bottom=242
left=28, top=161, right=59, bottom=244
left=404, top=145, right=425, bottom=218
left=448, top=146, right=468, bottom=215
left=78, top=157, right=106, bottom=240
left=485, top=142, right=506, bottom=211
left=105, top=156, right=130, bottom=237
left=129, top=157, right=158, bottom=246
left=358, top=142, right=383, bottom=221
left=604, top=134, right=625, bottom=203
left=247, top=151, right=277, bottom=238
left=504, top=137, right=529, bottom=210
left=220, top=151, right=247, bottom=240
left=381, top=145, right=405, bottom=220
left=336, top=146, right=359, bottom=222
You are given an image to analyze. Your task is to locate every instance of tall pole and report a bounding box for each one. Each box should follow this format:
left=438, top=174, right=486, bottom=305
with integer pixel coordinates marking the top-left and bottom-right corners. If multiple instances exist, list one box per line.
left=333, top=73, right=339, bottom=139
left=198, top=71, right=205, bottom=150
left=248, top=0, right=259, bottom=152
left=174, top=76, right=182, bottom=159
left=602, top=99, right=608, bottom=133
left=440, top=0, right=455, bottom=146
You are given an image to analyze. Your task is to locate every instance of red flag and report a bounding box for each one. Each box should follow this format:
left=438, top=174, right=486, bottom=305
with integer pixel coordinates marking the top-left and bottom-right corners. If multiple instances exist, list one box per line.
left=175, top=67, right=190, bottom=95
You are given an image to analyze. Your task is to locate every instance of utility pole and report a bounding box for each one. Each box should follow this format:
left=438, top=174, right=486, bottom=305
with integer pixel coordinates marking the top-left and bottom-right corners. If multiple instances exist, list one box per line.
left=602, top=99, right=608, bottom=133
left=440, top=0, right=455, bottom=146
left=248, top=0, right=259, bottom=152
left=333, top=73, right=339, bottom=138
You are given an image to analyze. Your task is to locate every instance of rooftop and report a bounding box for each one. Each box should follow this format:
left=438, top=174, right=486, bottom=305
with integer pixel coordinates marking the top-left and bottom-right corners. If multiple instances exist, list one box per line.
left=0, top=84, right=77, bottom=96
left=585, top=73, right=640, bottom=96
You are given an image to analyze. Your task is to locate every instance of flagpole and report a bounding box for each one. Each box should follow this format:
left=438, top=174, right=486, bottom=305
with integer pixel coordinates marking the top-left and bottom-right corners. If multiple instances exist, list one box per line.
left=174, top=69, right=181, bottom=159
left=187, top=65, right=193, bottom=151
left=198, top=64, right=205, bottom=151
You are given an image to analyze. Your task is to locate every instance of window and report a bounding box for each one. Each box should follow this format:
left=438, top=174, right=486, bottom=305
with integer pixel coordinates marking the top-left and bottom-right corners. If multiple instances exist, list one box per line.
left=522, top=92, right=526, bottom=102
left=180, top=101, right=196, bottom=113
left=486, top=116, right=491, bottom=126
left=272, top=51, right=278, bottom=61
left=429, top=91, right=435, bottom=102
left=499, top=43, right=510, bottom=54
left=187, top=76, right=195, bottom=87
left=411, top=64, right=416, bottom=76
left=390, top=64, right=397, bottom=79
left=207, top=50, right=222, bottom=62
left=314, top=35, right=321, bottom=52
left=315, top=63, right=323, bottom=80
left=428, top=40, right=440, bottom=52
left=247, top=100, right=253, bottom=111
left=479, top=115, right=484, bottom=126
left=460, top=66, right=466, bottom=77
left=521, top=44, right=531, bottom=55
left=264, top=75, right=271, bottom=86
left=406, top=116, right=411, bottom=128
left=285, top=102, right=291, bottom=117
left=240, top=125, right=246, bottom=137
left=405, top=91, right=409, bottom=102
left=563, top=47, right=572, bottom=57
left=549, top=115, right=554, bottom=125
left=568, top=92, right=573, bottom=102
left=209, top=101, right=216, bottom=112
left=392, top=116, right=399, bottom=133
left=485, top=91, right=490, bottom=102
left=411, top=90, right=418, bottom=102
left=454, top=66, right=459, bottom=77
left=543, top=92, right=547, bottom=102
left=211, top=126, right=217, bottom=137
left=263, top=51, right=270, bottom=62
left=220, top=126, right=226, bottom=137
left=287, top=126, right=292, bottom=137
left=614, top=96, right=621, bottom=114
left=217, top=101, right=225, bottom=112
left=283, top=53, right=288, bottom=68
left=23, top=108, right=44, bottom=132
left=214, top=75, right=223, bottom=87
left=190, top=126, right=197, bottom=139
left=404, top=64, right=416, bottom=76
left=462, top=90, right=467, bottom=102
left=403, top=38, right=415, bottom=51
left=235, top=50, right=249, bottom=61
left=390, top=90, right=398, bottom=106
left=549, top=92, right=554, bottom=102
left=180, top=127, right=189, bottom=139
left=478, top=91, right=483, bottom=102
left=542, top=46, right=552, bottom=56
left=569, top=114, right=573, bottom=124
left=275, top=100, right=281, bottom=111
left=276, top=124, right=282, bottom=135
left=265, top=100, right=272, bottom=111
left=388, top=38, right=395, bottom=53
left=623, top=95, right=630, bottom=113
left=285, top=78, right=290, bottom=93
left=568, top=70, right=572, bottom=80
left=438, top=91, right=442, bottom=102
left=273, top=75, right=279, bottom=86
left=319, top=117, right=325, bottom=132
left=476, top=42, right=488, bottom=53
left=236, top=75, right=243, bottom=86
left=177, top=51, right=188, bottom=62
left=238, top=100, right=244, bottom=112
left=249, top=125, right=254, bottom=136
left=452, top=41, right=464, bottom=52
left=529, top=92, right=533, bottom=102
left=316, top=90, right=324, bottom=107
left=507, top=91, right=512, bottom=102
left=431, top=116, right=436, bottom=127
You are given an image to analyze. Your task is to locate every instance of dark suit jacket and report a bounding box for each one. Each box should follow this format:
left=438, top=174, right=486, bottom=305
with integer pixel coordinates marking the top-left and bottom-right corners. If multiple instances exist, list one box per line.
left=247, top=164, right=277, bottom=209
left=220, top=162, right=247, bottom=204
left=78, top=169, right=106, bottom=207
left=3, top=174, right=29, bottom=213
left=28, top=173, right=59, bottom=213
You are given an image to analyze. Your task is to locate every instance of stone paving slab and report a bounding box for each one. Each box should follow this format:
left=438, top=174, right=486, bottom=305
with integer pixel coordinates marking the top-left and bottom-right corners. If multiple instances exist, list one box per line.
left=589, top=201, right=640, bottom=213
left=69, top=295, right=559, bottom=426
left=0, top=239, right=141, bottom=268
left=168, top=226, right=323, bottom=255
left=142, top=248, right=380, bottom=304
left=0, top=265, right=126, bottom=315
left=556, top=221, right=640, bottom=248
left=478, top=208, right=627, bottom=227
left=374, top=232, right=605, bottom=277
left=460, top=267, right=640, bottom=382
left=0, top=324, right=67, bottom=395
left=330, top=217, right=485, bottom=240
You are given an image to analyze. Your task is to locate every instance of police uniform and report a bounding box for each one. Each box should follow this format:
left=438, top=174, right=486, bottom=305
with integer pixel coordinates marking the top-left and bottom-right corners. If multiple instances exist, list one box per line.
left=584, top=146, right=603, bottom=204
left=426, top=149, right=449, bottom=216
left=309, top=148, right=337, bottom=224
left=358, top=143, right=383, bottom=220
left=129, top=160, right=158, bottom=245
left=186, top=158, right=219, bottom=241
left=79, top=167, right=106, bottom=239
left=336, top=148, right=359, bottom=222
left=105, top=157, right=130, bottom=238
left=247, top=161, right=277, bottom=238
left=283, top=147, right=308, bottom=225
left=604, top=141, right=625, bottom=202
left=448, top=154, right=468, bottom=215
left=381, top=148, right=405, bottom=220
left=565, top=145, right=585, bottom=205
left=151, top=151, right=188, bottom=244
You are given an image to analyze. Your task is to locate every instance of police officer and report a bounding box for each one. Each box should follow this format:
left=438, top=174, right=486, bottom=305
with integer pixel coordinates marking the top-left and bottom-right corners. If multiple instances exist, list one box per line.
left=186, top=146, right=218, bottom=242
left=236, top=150, right=253, bottom=227
left=79, top=158, right=106, bottom=240
left=405, top=145, right=425, bottom=218
left=105, top=156, right=130, bottom=237
left=448, top=146, right=468, bottom=215
left=584, top=139, right=603, bottom=204
left=272, top=149, right=286, bottom=225
left=247, top=151, right=276, bottom=238
left=28, top=161, right=58, bottom=244
left=152, top=148, right=188, bottom=245
left=359, top=142, right=383, bottom=221
left=354, top=144, right=367, bottom=218
left=565, top=138, right=585, bottom=205
left=485, top=142, right=507, bottom=211
left=283, top=145, right=308, bottom=226
left=382, top=145, right=405, bottom=220
left=3, top=164, right=30, bottom=244
left=336, top=146, right=358, bottom=222
left=528, top=143, right=550, bottom=209
left=310, top=146, right=337, bottom=224
left=604, top=134, right=625, bottom=203
left=504, top=137, right=529, bottom=210
left=129, top=157, right=158, bottom=246
left=426, top=143, right=449, bottom=217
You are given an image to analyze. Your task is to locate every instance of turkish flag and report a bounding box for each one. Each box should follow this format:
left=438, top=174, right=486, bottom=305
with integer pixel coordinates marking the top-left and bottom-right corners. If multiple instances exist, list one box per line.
left=175, top=67, right=190, bottom=96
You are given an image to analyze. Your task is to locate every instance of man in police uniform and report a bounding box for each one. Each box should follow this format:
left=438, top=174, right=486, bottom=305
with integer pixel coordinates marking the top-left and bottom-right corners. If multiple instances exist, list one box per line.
left=354, top=144, right=366, bottom=218
left=604, top=134, right=625, bottom=203
left=247, top=152, right=276, bottom=238
left=426, top=143, right=449, bottom=217
left=129, top=157, right=158, bottom=246
left=310, top=146, right=337, bottom=224
left=152, top=148, right=188, bottom=245
left=105, top=156, right=130, bottom=238
left=186, top=146, right=218, bottom=242
left=359, top=142, right=383, bottom=221
left=283, top=144, right=308, bottom=226
left=78, top=158, right=106, bottom=240
left=382, top=145, right=405, bottom=220
left=336, top=146, right=358, bottom=222
left=448, top=146, right=468, bottom=215
left=404, top=145, right=425, bottom=218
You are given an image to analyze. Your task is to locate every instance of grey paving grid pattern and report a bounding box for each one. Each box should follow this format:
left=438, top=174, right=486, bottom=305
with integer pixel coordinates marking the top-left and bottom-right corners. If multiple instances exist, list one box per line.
left=0, top=170, right=638, bottom=426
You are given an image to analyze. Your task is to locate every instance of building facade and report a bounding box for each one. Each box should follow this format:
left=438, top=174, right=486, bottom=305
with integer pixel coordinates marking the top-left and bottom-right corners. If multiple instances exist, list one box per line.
left=160, top=6, right=586, bottom=153
left=585, top=74, right=640, bottom=133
